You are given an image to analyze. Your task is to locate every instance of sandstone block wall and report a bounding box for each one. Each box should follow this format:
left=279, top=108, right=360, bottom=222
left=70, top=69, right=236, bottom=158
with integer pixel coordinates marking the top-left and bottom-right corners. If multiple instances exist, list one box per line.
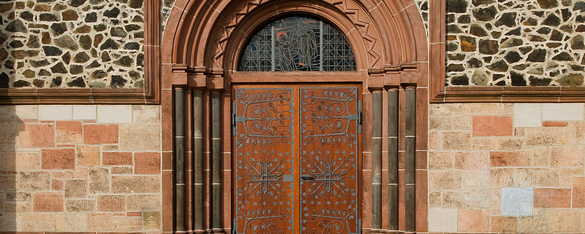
left=0, top=0, right=144, bottom=89
left=429, top=103, right=585, bottom=232
left=0, top=104, right=162, bottom=232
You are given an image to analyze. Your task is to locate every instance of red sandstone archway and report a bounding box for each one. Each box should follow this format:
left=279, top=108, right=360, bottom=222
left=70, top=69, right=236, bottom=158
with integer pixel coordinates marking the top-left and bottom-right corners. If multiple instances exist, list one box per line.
left=159, top=0, right=429, bottom=233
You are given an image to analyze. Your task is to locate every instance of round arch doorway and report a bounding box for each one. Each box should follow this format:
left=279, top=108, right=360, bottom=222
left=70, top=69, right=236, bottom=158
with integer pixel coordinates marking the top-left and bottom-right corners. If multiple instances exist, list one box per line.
left=231, top=15, right=363, bottom=234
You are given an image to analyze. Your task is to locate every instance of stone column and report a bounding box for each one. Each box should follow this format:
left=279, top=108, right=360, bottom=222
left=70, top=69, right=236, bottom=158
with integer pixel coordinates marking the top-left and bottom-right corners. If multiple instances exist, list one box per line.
left=388, top=88, right=399, bottom=231
left=405, top=87, right=416, bottom=232
left=193, top=89, right=204, bottom=233
left=174, top=87, right=186, bottom=232
left=210, top=92, right=223, bottom=233
left=371, top=90, right=383, bottom=230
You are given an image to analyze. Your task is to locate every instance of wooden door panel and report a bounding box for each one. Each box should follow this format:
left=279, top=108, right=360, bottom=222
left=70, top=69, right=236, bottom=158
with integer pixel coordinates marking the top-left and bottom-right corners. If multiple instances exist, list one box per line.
left=234, top=85, right=360, bottom=234
left=234, top=88, right=295, bottom=233
left=299, top=87, right=360, bottom=234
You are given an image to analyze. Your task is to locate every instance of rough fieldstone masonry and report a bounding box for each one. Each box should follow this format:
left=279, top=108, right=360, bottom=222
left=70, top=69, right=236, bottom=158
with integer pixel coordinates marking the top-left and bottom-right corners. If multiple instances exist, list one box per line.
left=0, top=0, right=144, bottom=89
left=446, top=0, right=585, bottom=86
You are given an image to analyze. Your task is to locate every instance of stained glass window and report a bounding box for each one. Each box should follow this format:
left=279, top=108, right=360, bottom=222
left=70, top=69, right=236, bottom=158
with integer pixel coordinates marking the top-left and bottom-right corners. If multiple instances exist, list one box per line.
left=239, top=16, right=356, bottom=72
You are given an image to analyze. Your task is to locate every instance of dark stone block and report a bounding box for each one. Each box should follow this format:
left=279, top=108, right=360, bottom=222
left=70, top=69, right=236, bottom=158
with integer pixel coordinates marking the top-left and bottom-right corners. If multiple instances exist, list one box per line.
left=488, top=60, right=509, bottom=72
left=447, top=25, right=463, bottom=33
left=460, top=36, right=477, bottom=51
left=20, top=11, right=33, bottom=21
left=69, top=0, right=87, bottom=7
left=62, top=9, right=78, bottom=21
left=510, top=71, right=526, bottom=86
left=562, top=8, right=572, bottom=21
left=110, top=75, right=127, bottom=88
left=86, top=60, right=100, bottom=69
left=9, top=40, right=24, bottom=48
left=529, top=35, right=547, bottom=42
left=129, top=70, right=141, bottom=80
left=505, top=27, right=521, bottom=36
left=50, top=77, right=62, bottom=87
left=493, top=73, right=505, bottom=81
left=447, top=42, right=459, bottom=51
left=74, top=25, right=92, bottom=34
left=495, top=80, right=506, bottom=86
left=560, top=24, right=574, bottom=33
left=458, top=15, right=471, bottom=23
left=110, top=27, right=127, bottom=37
left=537, top=0, right=558, bottom=8
left=479, top=39, right=499, bottom=54
left=137, top=53, right=143, bottom=67
left=572, top=65, right=584, bottom=71
left=114, top=56, right=133, bottom=67
left=529, top=76, right=553, bottom=86
left=513, top=64, right=529, bottom=70
left=67, top=77, right=86, bottom=87
left=85, top=12, right=97, bottom=22
left=473, top=0, right=495, bottom=6
left=0, top=73, right=8, bottom=88
left=90, top=0, right=105, bottom=3
left=483, top=56, right=492, bottom=62
left=448, top=53, right=466, bottom=60
left=473, top=6, right=497, bottom=21
left=73, top=52, right=90, bottom=63
left=451, top=74, right=470, bottom=85
left=495, top=12, right=516, bottom=27
left=92, top=70, right=107, bottom=79
left=43, top=46, right=62, bottom=56
left=558, top=73, right=584, bottom=86
left=552, top=52, right=573, bottom=61
left=124, top=24, right=141, bottom=32
left=13, top=80, right=31, bottom=88
left=523, top=18, right=539, bottom=26
left=103, top=7, right=120, bottom=18
left=504, top=51, right=522, bottom=63
left=467, top=58, right=483, bottom=68
left=446, top=64, right=465, bottom=72
left=50, top=22, right=68, bottom=36
left=23, top=69, right=35, bottom=78
left=129, top=0, right=143, bottom=8
left=33, top=79, right=45, bottom=88
left=447, top=0, right=468, bottom=13
left=572, top=35, right=585, bottom=49
left=562, top=0, right=572, bottom=6
left=527, top=49, right=547, bottom=62
left=39, top=69, right=51, bottom=76
left=133, top=32, right=144, bottom=38
left=100, top=39, right=119, bottom=50
left=27, top=35, right=40, bottom=48
left=30, top=59, right=50, bottom=68
left=132, top=15, right=143, bottom=23
left=543, top=13, right=561, bottom=26
left=537, top=27, right=551, bottom=34
left=0, top=48, right=6, bottom=62
left=5, top=60, right=14, bottom=69
left=6, top=20, right=27, bottom=33
left=470, top=24, right=488, bottom=36
left=577, top=15, right=585, bottom=22
left=51, top=62, right=68, bottom=74
left=93, top=24, right=106, bottom=32
left=54, top=35, right=79, bottom=51
left=79, top=35, right=92, bottom=50
left=577, top=25, right=585, bottom=32
left=124, top=42, right=139, bottom=50
left=574, top=1, right=585, bottom=11
left=550, top=29, right=563, bottom=41
left=39, top=13, right=60, bottom=22
left=62, top=52, right=71, bottom=65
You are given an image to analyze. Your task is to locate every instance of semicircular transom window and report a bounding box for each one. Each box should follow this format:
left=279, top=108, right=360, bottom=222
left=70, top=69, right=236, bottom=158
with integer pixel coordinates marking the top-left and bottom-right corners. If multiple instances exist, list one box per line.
left=238, top=15, right=356, bottom=72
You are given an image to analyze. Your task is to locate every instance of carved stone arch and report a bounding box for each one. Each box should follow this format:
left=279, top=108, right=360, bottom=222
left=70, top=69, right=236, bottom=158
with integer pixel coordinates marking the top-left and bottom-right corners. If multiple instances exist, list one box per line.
left=162, top=0, right=428, bottom=74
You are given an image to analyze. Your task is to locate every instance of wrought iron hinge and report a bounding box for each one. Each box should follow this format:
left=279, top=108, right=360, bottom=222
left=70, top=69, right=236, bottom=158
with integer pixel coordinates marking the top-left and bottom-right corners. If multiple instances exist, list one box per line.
left=357, top=100, right=362, bottom=134
left=232, top=102, right=236, bottom=136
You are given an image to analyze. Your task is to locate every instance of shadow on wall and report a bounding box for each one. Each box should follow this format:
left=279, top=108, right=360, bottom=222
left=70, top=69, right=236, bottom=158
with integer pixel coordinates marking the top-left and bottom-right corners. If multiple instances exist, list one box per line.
left=0, top=105, right=22, bottom=231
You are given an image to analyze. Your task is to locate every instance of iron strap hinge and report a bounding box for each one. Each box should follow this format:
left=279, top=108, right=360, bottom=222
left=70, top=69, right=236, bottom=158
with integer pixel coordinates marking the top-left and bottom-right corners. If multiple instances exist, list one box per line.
left=232, top=102, right=236, bottom=136
left=358, top=100, right=362, bottom=134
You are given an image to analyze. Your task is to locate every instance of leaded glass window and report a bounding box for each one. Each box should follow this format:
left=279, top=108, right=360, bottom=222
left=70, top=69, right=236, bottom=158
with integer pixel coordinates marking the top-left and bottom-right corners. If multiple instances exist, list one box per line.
left=239, top=16, right=356, bottom=71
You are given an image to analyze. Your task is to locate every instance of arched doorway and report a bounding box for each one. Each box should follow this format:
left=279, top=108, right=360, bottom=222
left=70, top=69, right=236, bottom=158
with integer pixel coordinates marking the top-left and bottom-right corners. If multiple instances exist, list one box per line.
left=160, top=0, right=429, bottom=233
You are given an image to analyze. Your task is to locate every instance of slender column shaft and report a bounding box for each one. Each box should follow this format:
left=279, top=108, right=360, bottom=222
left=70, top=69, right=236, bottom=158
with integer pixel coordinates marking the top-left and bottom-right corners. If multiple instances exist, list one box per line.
left=388, top=89, right=399, bottom=231
left=193, top=90, right=204, bottom=232
left=371, top=90, right=383, bottom=230
left=405, top=87, right=417, bottom=232
left=174, top=88, right=186, bottom=232
left=211, top=92, right=222, bottom=233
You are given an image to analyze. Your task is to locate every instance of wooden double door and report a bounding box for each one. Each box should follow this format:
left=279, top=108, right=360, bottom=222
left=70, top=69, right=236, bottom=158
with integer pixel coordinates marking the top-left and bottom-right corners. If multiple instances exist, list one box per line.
left=233, top=84, right=362, bottom=234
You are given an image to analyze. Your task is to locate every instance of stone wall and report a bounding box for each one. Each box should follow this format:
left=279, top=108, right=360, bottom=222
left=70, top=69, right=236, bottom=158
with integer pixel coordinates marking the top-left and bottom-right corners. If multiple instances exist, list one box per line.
left=446, top=0, right=585, bottom=87
left=429, top=103, right=585, bottom=232
left=0, top=0, right=144, bottom=89
left=0, top=105, right=162, bottom=231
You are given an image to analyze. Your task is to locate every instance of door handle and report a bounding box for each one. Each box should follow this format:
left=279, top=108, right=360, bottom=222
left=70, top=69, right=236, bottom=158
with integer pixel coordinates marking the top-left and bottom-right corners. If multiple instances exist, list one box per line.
left=300, top=175, right=315, bottom=181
